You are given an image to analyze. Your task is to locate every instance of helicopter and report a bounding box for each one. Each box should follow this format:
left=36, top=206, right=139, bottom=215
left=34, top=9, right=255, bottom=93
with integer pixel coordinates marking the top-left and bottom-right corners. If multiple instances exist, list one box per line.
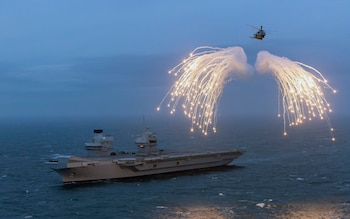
left=249, top=25, right=266, bottom=40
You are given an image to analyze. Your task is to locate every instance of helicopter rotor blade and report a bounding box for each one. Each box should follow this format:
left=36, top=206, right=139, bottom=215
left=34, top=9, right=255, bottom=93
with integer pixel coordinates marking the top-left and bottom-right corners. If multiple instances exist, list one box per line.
left=246, top=24, right=259, bottom=30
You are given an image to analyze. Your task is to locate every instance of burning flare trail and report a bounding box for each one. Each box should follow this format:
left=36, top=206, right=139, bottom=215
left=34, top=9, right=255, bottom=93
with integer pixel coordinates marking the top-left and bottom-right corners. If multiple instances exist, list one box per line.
left=157, top=46, right=251, bottom=135
left=255, top=51, right=336, bottom=140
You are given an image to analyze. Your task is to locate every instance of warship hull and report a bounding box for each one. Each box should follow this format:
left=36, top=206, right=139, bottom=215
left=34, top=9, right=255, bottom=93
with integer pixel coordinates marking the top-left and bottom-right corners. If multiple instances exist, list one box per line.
left=47, top=150, right=243, bottom=185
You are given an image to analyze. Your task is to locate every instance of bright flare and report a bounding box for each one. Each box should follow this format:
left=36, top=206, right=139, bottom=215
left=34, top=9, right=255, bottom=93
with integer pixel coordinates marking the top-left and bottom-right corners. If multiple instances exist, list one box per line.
left=255, top=51, right=336, bottom=140
left=158, top=46, right=251, bottom=135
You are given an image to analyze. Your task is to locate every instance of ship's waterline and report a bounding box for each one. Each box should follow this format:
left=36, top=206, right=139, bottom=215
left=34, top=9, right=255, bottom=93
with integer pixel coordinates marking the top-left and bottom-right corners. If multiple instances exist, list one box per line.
left=46, top=127, right=244, bottom=184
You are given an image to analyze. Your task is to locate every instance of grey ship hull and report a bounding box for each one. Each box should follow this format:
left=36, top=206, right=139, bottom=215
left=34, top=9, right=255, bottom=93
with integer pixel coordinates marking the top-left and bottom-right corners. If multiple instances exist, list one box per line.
left=47, top=150, right=243, bottom=184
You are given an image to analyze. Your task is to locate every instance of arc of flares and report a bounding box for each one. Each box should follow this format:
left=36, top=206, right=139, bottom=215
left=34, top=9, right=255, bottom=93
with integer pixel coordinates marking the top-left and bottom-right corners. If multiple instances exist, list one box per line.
left=157, top=46, right=251, bottom=135
left=157, top=47, right=336, bottom=140
left=255, top=51, right=337, bottom=141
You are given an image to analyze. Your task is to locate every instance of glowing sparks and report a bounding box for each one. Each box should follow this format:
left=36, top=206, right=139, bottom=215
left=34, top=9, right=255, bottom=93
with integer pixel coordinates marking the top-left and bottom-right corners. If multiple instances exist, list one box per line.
left=255, top=51, right=336, bottom=140
left=157, top=47, right=336, bottom=140
left=157, top=46, right=251, bottom=134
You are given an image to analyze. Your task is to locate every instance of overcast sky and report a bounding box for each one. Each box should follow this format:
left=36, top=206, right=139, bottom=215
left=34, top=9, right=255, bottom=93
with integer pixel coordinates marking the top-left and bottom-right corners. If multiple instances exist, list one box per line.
left=0, top=0, right=349, bottom=119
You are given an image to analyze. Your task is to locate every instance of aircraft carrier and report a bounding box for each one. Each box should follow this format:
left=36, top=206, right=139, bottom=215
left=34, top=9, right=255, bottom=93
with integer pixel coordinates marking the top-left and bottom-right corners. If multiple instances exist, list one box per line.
left=46, top=127, right=244, bottom=185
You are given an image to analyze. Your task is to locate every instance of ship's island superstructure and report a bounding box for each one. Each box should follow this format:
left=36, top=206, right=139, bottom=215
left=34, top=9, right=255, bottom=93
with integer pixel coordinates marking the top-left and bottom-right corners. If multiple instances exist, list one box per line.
left=46, top=127, right=244, bottom=185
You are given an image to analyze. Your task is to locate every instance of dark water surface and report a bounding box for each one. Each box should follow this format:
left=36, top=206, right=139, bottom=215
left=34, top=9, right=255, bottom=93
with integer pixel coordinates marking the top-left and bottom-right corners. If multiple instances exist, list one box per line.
left=1, top=116, right=349, bottom=218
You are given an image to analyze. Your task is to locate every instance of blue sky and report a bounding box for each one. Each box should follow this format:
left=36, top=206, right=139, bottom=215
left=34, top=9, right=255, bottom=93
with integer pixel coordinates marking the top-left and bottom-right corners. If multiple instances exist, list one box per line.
left=0, top=0, right=349, bottom=118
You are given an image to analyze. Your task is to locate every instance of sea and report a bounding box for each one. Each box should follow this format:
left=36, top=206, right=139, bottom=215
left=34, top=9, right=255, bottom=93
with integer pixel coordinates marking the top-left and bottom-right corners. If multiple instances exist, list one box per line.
left=1, top=115, right=350, bottom=219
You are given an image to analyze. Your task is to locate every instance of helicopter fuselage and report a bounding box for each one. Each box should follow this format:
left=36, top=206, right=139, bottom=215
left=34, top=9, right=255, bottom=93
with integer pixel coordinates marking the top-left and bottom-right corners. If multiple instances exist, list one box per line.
left=250, top=25, right=266, bottom=40
left=254, top=34, right=264, bottom=40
